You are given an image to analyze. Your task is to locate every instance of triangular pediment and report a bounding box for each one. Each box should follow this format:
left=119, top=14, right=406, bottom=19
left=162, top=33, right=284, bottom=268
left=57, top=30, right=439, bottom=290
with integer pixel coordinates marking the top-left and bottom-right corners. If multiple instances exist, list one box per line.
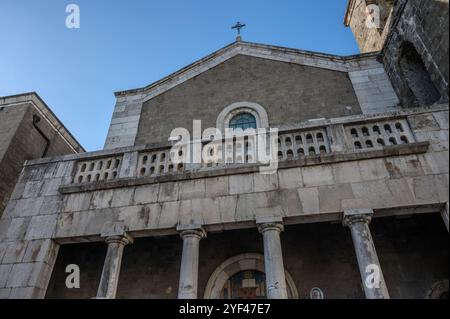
left=114, top=41, right=376, bottom=103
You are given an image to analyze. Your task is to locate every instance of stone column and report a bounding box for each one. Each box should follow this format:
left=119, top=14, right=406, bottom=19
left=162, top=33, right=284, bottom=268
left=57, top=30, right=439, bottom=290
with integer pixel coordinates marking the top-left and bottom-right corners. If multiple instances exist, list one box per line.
left=343, top=209, right=390, bottom=299
left=177, top=225, right=206, bottom=299
left=441, top=202, right=449, bottom=232
left=257, top=218, right=288, bottom=299
left=97, top=223, right=133, bottom=299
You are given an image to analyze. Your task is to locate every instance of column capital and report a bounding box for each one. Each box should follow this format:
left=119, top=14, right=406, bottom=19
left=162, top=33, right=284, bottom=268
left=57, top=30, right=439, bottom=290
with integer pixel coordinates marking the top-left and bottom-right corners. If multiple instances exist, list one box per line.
left=257, top=216, right=284, bottom=234
left=177, top=225, right=207, bottom=240
left=105, top=233, right=134, bottom=245
left=343, top=208, right=374, bottom=227
left=258, top=222, right=284, bottom=234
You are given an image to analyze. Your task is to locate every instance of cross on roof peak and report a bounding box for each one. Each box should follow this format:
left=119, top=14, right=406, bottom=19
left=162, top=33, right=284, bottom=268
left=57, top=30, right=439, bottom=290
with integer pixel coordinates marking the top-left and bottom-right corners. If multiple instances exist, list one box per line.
left=231, top=21, right=246, bottom=41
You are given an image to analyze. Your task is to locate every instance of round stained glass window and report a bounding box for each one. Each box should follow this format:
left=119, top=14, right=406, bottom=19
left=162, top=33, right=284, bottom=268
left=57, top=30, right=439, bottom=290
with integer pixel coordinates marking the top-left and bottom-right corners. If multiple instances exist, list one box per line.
left=229, top=113, right=257, bottom=130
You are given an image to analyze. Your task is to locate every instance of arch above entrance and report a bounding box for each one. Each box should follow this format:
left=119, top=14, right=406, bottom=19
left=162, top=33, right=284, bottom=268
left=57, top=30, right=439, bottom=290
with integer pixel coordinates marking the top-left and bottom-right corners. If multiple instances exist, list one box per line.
left=203, top=253, right=298, bottom=299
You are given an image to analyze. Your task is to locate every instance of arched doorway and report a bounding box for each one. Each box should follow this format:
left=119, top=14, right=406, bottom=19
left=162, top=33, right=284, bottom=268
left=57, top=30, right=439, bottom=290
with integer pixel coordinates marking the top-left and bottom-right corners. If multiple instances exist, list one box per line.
left=203, top=253, right=298, bottom=299
left=399, top=42, right=441, bottom=106
left=427, top=280, right=449, bottom=299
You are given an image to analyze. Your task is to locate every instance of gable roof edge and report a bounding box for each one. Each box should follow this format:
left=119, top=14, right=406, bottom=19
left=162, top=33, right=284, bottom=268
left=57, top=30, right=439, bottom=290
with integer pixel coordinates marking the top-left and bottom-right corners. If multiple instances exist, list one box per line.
left=114, top=41, right=380, bottom=100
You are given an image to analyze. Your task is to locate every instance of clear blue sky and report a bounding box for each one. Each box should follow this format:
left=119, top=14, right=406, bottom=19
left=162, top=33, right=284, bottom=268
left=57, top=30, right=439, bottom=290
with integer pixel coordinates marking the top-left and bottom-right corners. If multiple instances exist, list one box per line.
left=0, top=0, right=359, bottom=151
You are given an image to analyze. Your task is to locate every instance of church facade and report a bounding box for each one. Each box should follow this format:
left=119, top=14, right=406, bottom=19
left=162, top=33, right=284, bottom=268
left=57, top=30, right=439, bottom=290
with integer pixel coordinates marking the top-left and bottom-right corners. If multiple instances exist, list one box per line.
left=0, top=0, right=448, bottom=299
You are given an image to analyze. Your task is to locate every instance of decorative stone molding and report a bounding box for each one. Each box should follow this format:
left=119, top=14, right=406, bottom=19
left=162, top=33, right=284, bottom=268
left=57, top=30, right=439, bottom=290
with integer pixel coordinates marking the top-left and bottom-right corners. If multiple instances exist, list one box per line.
left=216, top=102, right=269, bottom=132
left=179, top=228, right=207, bottom=240
left=258, top=222, right=285, bottom=234
left=343, top=208, right=373, bottom=226
left=104, top=234, right=133, bottom=246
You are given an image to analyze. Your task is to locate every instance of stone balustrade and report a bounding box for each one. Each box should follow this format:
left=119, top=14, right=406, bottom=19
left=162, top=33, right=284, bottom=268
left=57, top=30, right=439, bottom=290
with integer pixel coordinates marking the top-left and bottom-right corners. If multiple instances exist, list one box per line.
left=345, top=118, right=415, bottom=151
left=69, top=114, right=423, bottom=186
left=73, top=156, right=122, bottom=184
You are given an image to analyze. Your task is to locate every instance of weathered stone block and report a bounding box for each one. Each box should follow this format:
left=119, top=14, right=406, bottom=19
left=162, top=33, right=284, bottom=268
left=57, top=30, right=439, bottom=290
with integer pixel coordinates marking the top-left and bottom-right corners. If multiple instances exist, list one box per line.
left=278, top=168, right=303, bottom=189
left=0, top=288, right=10, bottom=299
left=409, top=113, right=440, bottom=132
left=179, top=179, right=206, bottom=200
left=351, top=179, right=394, bottom=209
left=9, top=182, right=26, bottom=201
left=433, top=111, right=449, bottom=130
left=332, top=162, right=363, bottom=184
left=0, top=264, right=12, bottom=288
left=358, top=159, right=390, bottom=181
left=6, top=263, right=34, bottom=287
left=39, top=178, right=63, bottom=197
left=5, top=218, right=31, bottom=242
left=0, top=219, right=12, bottom=241
left=90, top=190, right=114, bottom=209
left=39, top=196, right=63, bottom=215
left=25, top=215, right=58, bottom=240
left=192, top=198, right=220, bottom=225
left=302, top=166, right=335, bottom=187
left=118, top=205, right=160, bottom=231
left=159, top=201, right=180, bottom=228
left=384, top=155, right=424, bottom=179
left=407, top=175, right=440, bottom=203
left=297, top=187, right=319, bottom=214
left=205, top=176, right=229, bottom=198
left=235, top=193, right=269, bottom=220
left=83, top=209, right=120, bottom=236
left=22, top=239, right=59, bottom=264
left=8, top=286, right=45, bottom=299
left=319, top=184, right=354, bottom=213
left=2, top=241, right=28, bottom=264
left=22, top=181, right=43, bottom=199
left=158, top=183, right=179, bottom=202
left=9, top=197, right=44, bottom=218
left=417, top=151, right=450, bottom=175
left=63, top=193, right=92, bottom=213
left=217, top=196, right=238, bottom=224
left=282, top=189, right=302, bottom=217
left=111, top=188, right=135, bottom=208
left=434, top=174, right=449, bottom=203
left=133, top=184, right=159, bottom=205
left=253, top=173, right=279, bottom=192
left=229, top=174, right=254, bottom=195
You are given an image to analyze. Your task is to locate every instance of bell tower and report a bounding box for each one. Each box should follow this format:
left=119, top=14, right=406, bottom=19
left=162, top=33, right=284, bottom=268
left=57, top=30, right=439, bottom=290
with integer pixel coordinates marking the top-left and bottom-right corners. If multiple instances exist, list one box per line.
left=344, top=0, right=395, bottom=53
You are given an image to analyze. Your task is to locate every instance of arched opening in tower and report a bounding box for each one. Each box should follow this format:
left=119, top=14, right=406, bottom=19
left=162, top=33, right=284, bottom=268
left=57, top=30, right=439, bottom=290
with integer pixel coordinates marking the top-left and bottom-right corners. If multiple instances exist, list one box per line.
left=399, top=42, right=441, bottom=106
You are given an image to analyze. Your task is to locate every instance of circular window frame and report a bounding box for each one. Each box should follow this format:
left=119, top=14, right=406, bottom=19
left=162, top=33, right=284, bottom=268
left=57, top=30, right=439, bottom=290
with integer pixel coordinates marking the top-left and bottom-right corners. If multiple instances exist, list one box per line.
left=216, top=102, right=269, bottom=132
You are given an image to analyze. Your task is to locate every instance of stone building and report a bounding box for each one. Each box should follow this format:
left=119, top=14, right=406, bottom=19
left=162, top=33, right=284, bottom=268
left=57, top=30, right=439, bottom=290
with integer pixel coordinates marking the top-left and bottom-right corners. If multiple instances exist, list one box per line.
left=0, top=0, right=448, bottom=299
left=0, top=93, right=84, bottom=219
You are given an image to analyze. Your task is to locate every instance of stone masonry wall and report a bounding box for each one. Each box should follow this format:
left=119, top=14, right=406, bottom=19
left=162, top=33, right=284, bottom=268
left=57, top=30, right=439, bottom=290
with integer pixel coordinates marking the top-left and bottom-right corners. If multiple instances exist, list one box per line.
left=0, top=103, right=76, bottom=219
left=0, top=106, right=447, bottom=298
left=382, top=0, right=449, bottom=106
left=105, top=44, right=400, bottom=149
left=135, top=55, right=362, bottom=146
